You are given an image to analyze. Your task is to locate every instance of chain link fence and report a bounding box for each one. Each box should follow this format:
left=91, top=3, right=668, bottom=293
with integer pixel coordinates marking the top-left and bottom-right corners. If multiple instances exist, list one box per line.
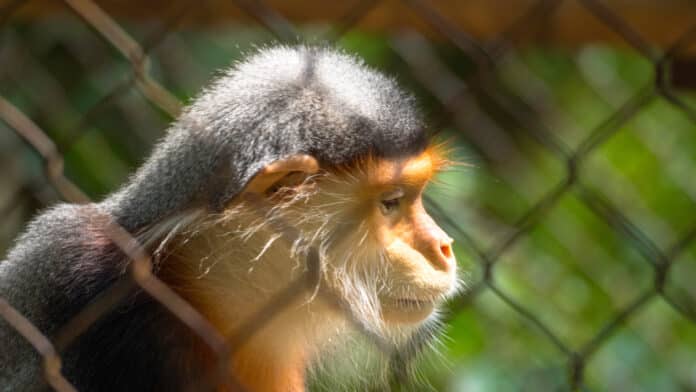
left=1, top=0, right=695, bottom=390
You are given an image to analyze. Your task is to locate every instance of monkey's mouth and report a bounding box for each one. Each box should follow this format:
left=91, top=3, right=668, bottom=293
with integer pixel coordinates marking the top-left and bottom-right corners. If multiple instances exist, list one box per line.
left=380, top=297, right=437, bottom=323
left=390, top=298, right=434, bottom=308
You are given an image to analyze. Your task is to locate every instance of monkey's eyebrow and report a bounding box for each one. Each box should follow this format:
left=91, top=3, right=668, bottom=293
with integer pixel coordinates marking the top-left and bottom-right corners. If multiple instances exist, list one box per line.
left=381, top=188, right=405, bottom=200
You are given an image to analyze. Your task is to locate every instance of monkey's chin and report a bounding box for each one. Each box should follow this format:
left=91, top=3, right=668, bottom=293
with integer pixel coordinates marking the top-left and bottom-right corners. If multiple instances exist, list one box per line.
left=380, top=298, right=436, bottom=324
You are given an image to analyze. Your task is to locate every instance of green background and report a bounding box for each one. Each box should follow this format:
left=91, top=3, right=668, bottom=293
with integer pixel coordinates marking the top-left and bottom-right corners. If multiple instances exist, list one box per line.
left=1, top=15, right=695, bottom=391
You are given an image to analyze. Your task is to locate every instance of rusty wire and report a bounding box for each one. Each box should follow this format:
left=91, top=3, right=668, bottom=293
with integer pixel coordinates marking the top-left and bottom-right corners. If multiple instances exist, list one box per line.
left=0, top=0, right=695, bottom=390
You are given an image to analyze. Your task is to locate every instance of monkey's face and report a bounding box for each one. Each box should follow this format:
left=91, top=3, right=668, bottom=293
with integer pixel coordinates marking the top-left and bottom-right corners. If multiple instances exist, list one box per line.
left=311, top=149, right=459, bottom=330
left=191, top=148, right=459, bottom=338
left=364, top=152, right=457, bottom=324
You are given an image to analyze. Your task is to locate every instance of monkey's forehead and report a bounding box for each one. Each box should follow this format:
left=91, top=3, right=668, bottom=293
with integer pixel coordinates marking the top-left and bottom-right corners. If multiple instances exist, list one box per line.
left=363, top=149, right=445, bottom=188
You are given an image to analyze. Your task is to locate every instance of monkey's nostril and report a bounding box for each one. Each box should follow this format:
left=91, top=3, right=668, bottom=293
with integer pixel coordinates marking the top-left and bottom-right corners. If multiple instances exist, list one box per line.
left=431, top=240, right=454, bottom=271
left=440, top=244, right=452, bottom=259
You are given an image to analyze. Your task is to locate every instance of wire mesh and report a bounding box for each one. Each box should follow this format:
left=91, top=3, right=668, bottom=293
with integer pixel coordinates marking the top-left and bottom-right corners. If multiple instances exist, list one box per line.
left=1, top=0, right=695, bottom=390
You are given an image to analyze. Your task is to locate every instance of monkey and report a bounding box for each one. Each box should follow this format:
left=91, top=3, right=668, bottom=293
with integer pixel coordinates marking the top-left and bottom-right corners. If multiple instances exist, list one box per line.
left=0, top=45, right=460, bottom=391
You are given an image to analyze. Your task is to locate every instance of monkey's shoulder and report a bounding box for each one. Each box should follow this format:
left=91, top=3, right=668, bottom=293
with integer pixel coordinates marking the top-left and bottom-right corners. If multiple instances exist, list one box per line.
left=0, top=203, right=212, bottom=391
left=0, top=203, right=125, bottom=390
left=2, top=203, right=124, bottom=298
left=7, top=203, right=113, bottom=258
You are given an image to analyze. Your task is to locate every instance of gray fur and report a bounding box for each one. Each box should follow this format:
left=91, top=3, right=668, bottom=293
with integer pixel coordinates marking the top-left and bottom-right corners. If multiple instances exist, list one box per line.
left=0, top=45, right=427, bottom=390
left=107, top=45, right=426, bottom=230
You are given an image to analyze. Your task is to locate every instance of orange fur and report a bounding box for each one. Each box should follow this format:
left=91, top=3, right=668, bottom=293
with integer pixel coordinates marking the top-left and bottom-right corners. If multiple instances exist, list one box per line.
left=329, top=144, right=449, bottom=185
left=157, top=145, right=458, bottom=391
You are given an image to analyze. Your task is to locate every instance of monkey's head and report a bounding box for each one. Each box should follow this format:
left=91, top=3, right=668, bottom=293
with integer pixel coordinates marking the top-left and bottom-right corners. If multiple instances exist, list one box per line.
left=116, top=46, right=460, bottom=351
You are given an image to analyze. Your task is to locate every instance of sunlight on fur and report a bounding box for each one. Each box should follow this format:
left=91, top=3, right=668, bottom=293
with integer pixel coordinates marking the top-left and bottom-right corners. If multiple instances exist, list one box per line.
left=145, top=150, right=464, bottom=389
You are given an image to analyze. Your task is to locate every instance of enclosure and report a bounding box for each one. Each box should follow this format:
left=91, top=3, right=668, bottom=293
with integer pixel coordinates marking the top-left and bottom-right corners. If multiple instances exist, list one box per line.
left=1, top=0, right=696, bottom=390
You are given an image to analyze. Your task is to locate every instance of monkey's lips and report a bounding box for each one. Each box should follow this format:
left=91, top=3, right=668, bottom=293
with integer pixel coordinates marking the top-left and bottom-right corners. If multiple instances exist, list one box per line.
left=380, top=297, right=437, bottom=324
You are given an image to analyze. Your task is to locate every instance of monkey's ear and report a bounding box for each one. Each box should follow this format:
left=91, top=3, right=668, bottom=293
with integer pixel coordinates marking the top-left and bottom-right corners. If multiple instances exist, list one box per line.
left=243, top=154, right=320, bottom=194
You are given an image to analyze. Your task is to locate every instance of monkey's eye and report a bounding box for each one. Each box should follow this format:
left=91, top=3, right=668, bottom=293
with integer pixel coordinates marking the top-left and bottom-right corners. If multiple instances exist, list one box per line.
left=379, top=189, right=404, bottom=215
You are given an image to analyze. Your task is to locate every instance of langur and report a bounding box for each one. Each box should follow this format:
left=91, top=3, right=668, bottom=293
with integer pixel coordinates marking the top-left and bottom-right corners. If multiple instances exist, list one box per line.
left=0, top=46, right=460, bottom=391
